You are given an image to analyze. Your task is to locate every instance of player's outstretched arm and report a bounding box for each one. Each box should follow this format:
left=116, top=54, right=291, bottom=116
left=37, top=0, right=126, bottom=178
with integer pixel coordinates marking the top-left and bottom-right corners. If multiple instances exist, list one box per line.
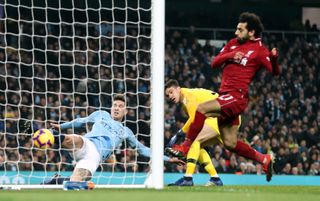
left=56, top=111, right=101, bottom=130
left=50, top=123, right=61, bottom=130
left=167, top=130, right=186, bottom=147
left=125, top=128, right=184, bottom=164
left=269, top=48, right=280, bottom=75
left=58, top=118, right=88, bottom=130
left=211, top=40, right=237, bottom=68
left=167, top=157, right=185, bottom=165
left=260, top=47, right=280, bottom=76
left=133, top=140, right=184, bottom=165
left=211, top=51, right=237, bottom=68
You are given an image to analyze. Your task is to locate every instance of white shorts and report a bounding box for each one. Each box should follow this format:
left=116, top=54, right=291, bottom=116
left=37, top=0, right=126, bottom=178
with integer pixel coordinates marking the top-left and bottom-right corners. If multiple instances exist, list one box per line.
left=73, top=136, right=101, bottom=176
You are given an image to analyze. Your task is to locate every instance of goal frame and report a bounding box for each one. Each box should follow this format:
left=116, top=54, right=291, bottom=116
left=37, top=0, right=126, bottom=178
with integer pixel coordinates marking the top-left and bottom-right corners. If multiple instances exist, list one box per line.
left=0, top=0, right=165, bottom=190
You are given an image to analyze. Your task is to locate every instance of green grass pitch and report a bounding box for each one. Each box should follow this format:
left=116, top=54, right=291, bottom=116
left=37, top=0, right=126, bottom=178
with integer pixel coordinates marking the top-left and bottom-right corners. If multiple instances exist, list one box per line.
left=1, top=186, right=319, bottom=201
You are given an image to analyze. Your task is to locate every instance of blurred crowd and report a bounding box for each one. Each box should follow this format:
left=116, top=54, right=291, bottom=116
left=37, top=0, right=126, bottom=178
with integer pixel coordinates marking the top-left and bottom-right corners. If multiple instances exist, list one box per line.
left=0, top=21, right=320, bottom=176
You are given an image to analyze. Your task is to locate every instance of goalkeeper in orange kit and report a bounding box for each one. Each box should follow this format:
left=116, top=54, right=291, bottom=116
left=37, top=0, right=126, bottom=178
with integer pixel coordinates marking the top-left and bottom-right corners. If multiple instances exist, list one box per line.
left=165, top=79, right=226, bottom=186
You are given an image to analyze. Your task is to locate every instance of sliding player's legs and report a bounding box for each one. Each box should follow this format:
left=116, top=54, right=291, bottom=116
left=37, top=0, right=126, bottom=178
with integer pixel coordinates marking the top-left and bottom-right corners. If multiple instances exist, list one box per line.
left=56, top=134, right=95, bottom=181
left=21, top=122, right=102, bottom=184
left=62, top=134, right=83, bottom=149
left=62, top=136, right=112, bottom=189
left=44, top=135, right=102, bottom=183
left=70, top=136, right=101, bottom=181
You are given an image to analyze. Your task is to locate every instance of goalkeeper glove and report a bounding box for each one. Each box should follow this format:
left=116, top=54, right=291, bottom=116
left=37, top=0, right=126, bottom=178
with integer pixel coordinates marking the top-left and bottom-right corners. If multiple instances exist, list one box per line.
left=167, top=129, right=186, bottom=148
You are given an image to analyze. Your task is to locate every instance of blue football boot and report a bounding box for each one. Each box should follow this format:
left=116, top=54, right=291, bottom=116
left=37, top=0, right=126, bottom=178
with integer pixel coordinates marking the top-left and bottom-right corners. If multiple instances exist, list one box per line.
left=168, top=177, right=194, bottom=186
left=62, top=181, right=94, bottom=190
left=41, top=173, right=70, bottom=185
left=205, top=177, right=223, bottom=186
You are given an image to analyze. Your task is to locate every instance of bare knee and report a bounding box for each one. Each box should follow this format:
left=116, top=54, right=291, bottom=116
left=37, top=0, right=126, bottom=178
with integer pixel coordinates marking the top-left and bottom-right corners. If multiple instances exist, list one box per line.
left=221, top=125, right=239, bottom=150
left=222, top=130, right=238, bottom=150
left=62, top=135, right=83, bottom=149
left=62, top=136, right=73, bottom=149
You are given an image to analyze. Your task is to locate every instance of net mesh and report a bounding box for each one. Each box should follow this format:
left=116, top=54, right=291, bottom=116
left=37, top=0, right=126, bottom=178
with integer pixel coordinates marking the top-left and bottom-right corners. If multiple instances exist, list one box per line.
left=0, top=0, right=153, bottom=185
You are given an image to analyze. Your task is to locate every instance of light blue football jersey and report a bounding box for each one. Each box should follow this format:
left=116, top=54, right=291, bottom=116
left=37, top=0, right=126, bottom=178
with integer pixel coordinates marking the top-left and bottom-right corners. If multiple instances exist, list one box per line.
left=60, top=111, right=169, bottom=161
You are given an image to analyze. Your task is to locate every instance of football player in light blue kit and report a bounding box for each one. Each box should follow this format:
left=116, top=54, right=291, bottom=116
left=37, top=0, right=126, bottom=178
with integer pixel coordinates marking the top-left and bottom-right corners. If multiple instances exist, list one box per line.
left=49, top=95, right=183, bottom=183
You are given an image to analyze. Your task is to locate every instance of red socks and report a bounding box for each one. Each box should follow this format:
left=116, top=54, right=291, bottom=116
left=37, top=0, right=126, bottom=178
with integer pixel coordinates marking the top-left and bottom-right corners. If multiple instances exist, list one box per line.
left=187, top=111, right=206, bottom=141
left=232, top=140, right=265, bottom=164
left=177, top=111, right=206, bottom=155
left=177, top=139, right=193, bottom=155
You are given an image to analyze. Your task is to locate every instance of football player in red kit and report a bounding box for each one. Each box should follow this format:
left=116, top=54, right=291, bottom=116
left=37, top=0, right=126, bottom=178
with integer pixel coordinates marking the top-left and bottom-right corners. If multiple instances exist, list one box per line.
left=169, top=12, right=280, bottom=182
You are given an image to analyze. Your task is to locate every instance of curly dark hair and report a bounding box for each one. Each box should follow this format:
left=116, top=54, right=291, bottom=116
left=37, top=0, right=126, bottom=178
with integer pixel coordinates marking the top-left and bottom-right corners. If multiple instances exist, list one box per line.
left=239, top=12, right=264, bottom=37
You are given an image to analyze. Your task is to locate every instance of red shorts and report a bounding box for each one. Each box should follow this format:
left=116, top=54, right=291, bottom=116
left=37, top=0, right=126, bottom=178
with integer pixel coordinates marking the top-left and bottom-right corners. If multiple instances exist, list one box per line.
left=216, top=91, right=248, bottom=126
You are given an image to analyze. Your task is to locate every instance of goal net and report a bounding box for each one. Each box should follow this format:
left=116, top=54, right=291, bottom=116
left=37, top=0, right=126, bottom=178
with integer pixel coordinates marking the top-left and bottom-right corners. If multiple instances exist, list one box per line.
left=0, top=0, right=164, bottom=189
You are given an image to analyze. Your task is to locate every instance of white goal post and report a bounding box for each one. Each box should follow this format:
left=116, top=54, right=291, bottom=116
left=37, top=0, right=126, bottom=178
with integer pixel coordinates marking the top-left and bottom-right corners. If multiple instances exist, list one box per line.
left=0, top=0, right=164, bottom=189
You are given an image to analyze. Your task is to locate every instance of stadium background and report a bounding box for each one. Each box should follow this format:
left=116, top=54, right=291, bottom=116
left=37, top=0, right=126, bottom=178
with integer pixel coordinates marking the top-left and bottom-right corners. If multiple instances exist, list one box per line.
left=0, top=0, right=319, bottom=181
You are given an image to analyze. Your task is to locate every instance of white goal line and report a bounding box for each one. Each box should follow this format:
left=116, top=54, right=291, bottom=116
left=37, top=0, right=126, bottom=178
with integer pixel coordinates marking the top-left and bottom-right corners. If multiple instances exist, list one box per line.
left=0, top=184, right=147, bottom=190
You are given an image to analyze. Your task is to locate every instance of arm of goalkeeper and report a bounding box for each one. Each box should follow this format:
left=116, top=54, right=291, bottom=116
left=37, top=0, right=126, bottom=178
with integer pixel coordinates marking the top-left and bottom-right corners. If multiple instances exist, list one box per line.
left=166, top=130, right=186, bottom=147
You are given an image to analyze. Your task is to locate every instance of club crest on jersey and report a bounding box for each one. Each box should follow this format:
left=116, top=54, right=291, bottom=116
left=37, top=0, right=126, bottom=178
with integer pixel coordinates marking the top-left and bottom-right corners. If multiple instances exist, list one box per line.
left=240, top=50, right=254, bottom=66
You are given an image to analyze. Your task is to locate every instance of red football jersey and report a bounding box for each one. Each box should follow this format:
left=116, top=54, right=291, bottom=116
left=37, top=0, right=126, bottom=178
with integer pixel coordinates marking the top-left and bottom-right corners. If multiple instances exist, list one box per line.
left=211, top=38, right=275, bottom=95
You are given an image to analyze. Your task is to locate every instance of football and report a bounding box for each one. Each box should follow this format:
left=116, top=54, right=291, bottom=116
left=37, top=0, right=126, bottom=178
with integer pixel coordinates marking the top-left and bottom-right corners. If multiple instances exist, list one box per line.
left=32, top=129, right=55, bottom=149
